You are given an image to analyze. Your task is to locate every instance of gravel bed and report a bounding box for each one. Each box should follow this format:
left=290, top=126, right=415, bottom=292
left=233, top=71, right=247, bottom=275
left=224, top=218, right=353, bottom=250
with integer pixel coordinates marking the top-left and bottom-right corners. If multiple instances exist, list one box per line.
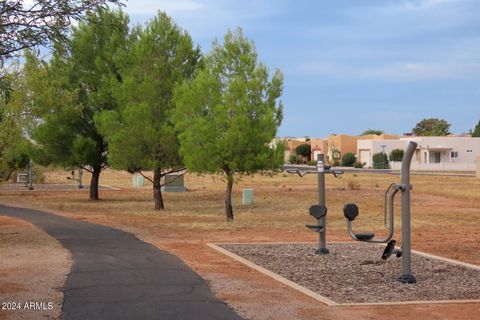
left=220, top=243, right=480, bottom=304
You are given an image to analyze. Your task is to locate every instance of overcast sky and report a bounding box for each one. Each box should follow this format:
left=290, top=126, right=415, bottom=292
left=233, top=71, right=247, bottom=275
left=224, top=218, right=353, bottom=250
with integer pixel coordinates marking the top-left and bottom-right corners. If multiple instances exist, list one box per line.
left=123, top=0, right=480, bottom=137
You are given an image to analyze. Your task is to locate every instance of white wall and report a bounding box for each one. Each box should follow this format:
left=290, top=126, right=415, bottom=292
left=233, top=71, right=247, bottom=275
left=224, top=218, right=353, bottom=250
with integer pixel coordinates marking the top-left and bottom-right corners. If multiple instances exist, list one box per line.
left=400, top=137, right=480, bottom=166
left=357, top=139, right=408, bottom=168
left=359, top=137, right=480, bottom=171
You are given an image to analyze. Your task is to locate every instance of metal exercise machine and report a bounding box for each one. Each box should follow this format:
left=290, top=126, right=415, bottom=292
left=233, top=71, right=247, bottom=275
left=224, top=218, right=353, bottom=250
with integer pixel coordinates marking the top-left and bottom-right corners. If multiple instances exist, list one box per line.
left=16, top=160, right=34, bottom=190
left=287, top=154, right=343, bottom=254
left=67, top=168, right=84, bottom=189
left=342, top=141, right=418, bottom=283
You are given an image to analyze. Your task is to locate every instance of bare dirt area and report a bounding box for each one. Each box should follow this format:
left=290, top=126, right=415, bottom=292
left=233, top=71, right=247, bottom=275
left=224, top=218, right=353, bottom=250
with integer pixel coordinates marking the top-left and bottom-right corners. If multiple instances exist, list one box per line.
left=0, top=216, right=71, bottom=320
left=0, top=169, right=479, bottom=320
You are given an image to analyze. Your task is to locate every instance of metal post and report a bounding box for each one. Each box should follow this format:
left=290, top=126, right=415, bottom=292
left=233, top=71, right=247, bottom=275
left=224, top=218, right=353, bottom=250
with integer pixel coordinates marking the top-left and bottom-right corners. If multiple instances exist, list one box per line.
left=78, top=168, right=83, bottom=189
left=316, top=154, right=329, bottom=254
left=28, top=160, right=34, bottom=190
left=398, top=141, right=418, bottom=283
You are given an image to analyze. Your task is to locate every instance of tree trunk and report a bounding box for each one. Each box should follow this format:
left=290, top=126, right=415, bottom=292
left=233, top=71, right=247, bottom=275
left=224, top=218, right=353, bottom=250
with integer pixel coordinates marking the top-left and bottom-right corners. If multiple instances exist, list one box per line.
left=89, top=166, right=101, bottom=201
left=224, top=174, right=234, bottom=221
left=153, top=168, right=164, bottom=210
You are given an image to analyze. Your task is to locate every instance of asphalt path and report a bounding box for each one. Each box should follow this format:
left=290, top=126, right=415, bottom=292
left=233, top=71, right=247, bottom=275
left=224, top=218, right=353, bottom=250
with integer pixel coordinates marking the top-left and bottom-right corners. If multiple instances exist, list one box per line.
left=0, top=204, right=243, bottom=320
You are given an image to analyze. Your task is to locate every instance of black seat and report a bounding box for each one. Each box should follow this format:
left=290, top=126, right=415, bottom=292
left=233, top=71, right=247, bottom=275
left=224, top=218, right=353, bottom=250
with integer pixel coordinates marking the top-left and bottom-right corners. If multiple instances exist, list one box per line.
left=305, top=205, right=327, bottom=233
left=305, top=224, right=324, bottom=232
left=355, top=232, right=375, bottom=241
left=309, top=205, right=327, bottom=219
left=343, top=203, right=359, bottom=221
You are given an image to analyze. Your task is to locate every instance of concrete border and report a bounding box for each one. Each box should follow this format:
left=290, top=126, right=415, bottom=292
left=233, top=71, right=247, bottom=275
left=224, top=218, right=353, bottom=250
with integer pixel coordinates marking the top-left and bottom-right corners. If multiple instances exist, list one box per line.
left=207, top=242, right=480, bottom=307
left=206, top=243, right=338, bottom=306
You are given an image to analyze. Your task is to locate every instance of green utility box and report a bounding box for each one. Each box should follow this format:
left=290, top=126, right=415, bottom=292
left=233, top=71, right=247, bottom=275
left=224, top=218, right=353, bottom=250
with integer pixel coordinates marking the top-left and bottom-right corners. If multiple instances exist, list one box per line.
left=242, top=188, right=254, bottom=205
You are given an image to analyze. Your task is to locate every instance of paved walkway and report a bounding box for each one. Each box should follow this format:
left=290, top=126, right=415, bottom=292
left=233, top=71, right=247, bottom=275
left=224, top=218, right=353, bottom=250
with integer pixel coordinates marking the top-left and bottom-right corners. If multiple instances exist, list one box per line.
left=0, top=204, right=242, bottom=320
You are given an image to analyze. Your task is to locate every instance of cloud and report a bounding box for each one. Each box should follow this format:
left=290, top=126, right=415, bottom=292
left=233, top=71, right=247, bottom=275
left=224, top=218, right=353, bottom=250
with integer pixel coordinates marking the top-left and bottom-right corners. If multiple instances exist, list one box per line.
left=125, top=0, right=285, bottom=43
left=295, top=61, right=480, bottom=81
left=125, top=0, right=204, bottom=15
left=403, top=0, right=460, bottom=10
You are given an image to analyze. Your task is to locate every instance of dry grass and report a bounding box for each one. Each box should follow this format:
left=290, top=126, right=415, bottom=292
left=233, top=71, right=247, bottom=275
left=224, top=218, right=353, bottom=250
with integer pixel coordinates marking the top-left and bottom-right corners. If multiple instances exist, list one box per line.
left=1, top=168, right=479, bottom=259
left=1, top=168, right=479, bottom=320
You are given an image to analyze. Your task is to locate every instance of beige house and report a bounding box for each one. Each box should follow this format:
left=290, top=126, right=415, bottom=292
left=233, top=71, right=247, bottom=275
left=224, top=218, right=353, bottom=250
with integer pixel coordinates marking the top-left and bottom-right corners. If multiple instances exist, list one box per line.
left=328, top=134, right=398, bottom=164
left=358, top=136, right=480, bottom=171
left=283, top=138, right=310, bottom=163
left=310, top=138, right=328, bottom=161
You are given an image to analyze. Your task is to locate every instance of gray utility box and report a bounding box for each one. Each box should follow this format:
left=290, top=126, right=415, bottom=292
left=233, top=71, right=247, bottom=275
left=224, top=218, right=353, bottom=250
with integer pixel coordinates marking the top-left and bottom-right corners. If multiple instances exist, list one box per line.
left=242, top=188, right=254, bottom=205
left=161, top=173, right=186, bottom=192
left=132, top=175, right=145, bottom=187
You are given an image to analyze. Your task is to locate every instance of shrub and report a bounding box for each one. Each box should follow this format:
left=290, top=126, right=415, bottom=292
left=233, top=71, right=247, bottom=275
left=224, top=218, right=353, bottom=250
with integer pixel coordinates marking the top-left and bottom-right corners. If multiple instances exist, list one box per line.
left=307, top=160, right=317, bottom=166
left=295, top=144, right=311, bottom=158
left=341, top=152, right=356, bottom=167
left=288, top=155, right=300, bottom=164
left=353, top=161, right=364, bottom=168
left=389, top=149, right=404, bottom=162
left=372, top=152, right=390, bottom=169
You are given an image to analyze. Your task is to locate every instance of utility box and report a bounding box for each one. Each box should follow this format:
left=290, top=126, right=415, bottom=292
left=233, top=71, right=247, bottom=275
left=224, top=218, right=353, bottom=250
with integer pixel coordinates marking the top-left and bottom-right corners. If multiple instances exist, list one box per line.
left=242, top=188, right=254, bottom=205
left=161, top=173, right=186, bottom=192
left=476, top=156, right=480, bottom=178
left=132, top=175, right=145, bottom=187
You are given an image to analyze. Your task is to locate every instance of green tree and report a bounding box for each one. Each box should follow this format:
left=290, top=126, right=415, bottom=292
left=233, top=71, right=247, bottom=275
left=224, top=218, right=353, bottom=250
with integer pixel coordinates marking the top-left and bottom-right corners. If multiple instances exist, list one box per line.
left=174, top=28, right=284, bottom=221
left=0, top=0, right=123, bottom=64
left=25, top=8, right=130, bottom=200
left=471, top=120, right=480, bottom=137
left=372, top=152, right=390, bottom=169
left=412, top=118, right=451, bottom=136
left=95, top=12, right=201, bottom=210
left=341, top=152, right=356, bottom=167
left=295, top=144, right=311, bottom=158
left=389, top=149, right=404, bottom=162
left=361, top=129, right=384, bottom=136
left=0, top=68, right=31, bottom=181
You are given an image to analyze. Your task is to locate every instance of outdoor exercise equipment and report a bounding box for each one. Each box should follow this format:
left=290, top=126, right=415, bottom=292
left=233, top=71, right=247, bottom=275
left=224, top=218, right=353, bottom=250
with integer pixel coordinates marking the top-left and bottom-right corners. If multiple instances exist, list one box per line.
left=16, top=160, right=34, bottom=190
left=342, top=141, right=418, bottom=283
left=67, top=168, right=84, bottom=189
left=287, top=154, right=343, bottom=254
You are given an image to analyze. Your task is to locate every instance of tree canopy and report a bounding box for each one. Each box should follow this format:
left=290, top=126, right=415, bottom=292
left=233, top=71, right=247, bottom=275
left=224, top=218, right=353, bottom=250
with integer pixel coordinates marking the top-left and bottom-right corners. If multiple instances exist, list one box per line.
left=0, top=0, right=123, bottom=64
left=361, top=129, right=384, bottom=136
left=95, top=12, right=201, bottom=210
left=412, top=118, right=451, bottom=136
left=25, top=8, right=130, bottom=200
left=295, top=143, right=311, bottom=158
left=174, top=28, right=284, bottom=221
left=0, top=67, right=31, bottom=181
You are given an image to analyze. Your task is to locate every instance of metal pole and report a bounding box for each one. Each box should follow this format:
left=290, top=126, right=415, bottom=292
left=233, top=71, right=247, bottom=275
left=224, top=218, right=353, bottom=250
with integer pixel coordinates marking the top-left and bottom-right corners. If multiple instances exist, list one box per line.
left=316, top=154, right=329, bottom=254
left=28, top=160, right=34, bottom=190
left=398, top=141, right=417, bottom=283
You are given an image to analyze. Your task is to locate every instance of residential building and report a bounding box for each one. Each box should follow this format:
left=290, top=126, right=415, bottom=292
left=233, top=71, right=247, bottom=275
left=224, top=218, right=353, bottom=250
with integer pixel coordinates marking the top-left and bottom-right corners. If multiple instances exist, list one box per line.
left=310, top=138, right=328, bottom=161
left=328, top=134, right=398, bottom=164
left=358, top=136, right=480, bottom=171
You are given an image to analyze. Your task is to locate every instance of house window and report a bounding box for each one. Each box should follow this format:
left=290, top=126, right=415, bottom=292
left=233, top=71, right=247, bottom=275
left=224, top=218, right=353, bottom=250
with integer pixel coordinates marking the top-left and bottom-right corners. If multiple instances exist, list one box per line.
left=451, top=151, right=458, bottom=158
left=429, top=152, right=441, bottom=163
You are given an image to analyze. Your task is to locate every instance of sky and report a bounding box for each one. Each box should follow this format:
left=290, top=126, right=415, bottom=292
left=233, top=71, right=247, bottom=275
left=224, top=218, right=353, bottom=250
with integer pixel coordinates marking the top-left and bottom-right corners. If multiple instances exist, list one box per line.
left=123, top=0, right=480, bottom=137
